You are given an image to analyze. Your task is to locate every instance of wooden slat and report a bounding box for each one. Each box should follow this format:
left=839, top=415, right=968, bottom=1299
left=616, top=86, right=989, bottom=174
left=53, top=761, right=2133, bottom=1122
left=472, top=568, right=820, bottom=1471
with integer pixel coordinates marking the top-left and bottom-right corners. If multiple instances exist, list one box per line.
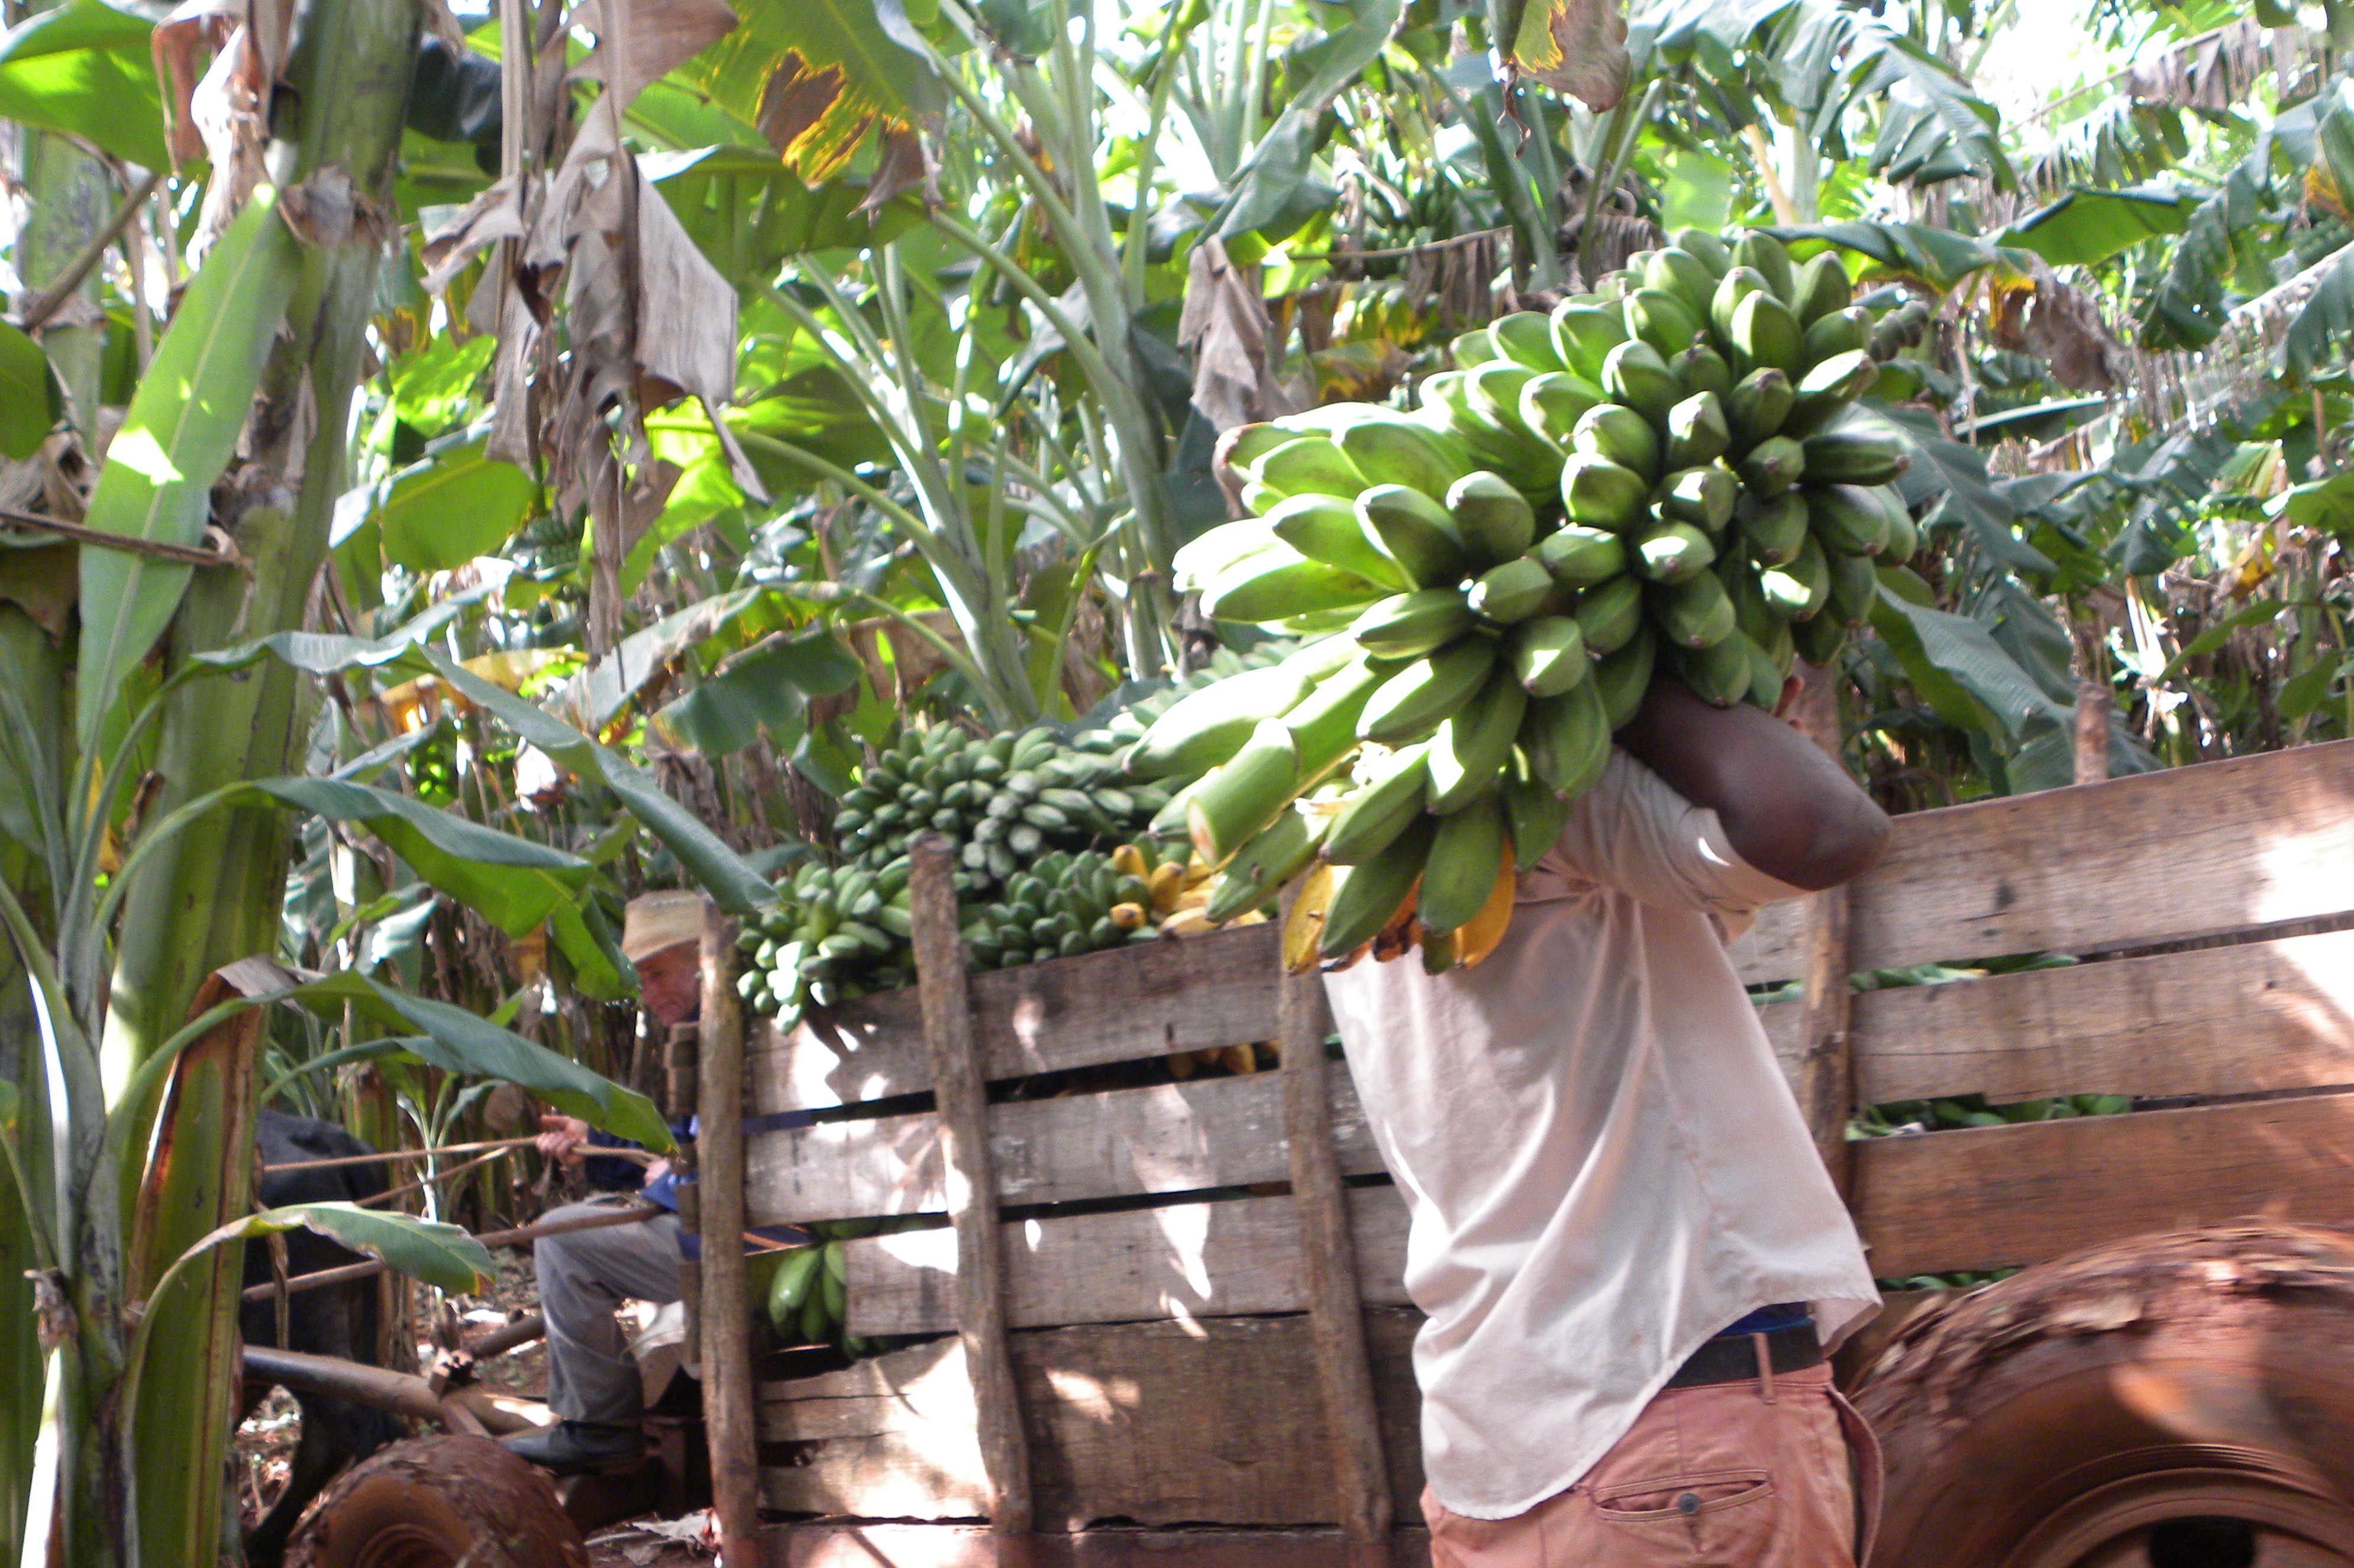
left=844, top=1188, right=1413, bottom=1337
left=750, top=926, right=1284, bottom=1112
left=1728, top=899, right=1807, bottom=988
left=1852, top=1088, right=2354, bottom=1278
left=1760, top=1001, right=1804, bottom=1087
left=744, top=1068, right=1382, bottom=1228
left=759, top=1310, right=1426, bottom=1529
left=1848, top=741, right=2354, bottom=974
left=758, top=1523, right=1435, bottom=1567
left=1727, top=741, right=2354, bottom=986
left=1851, top=930, right=2354, bottom=1105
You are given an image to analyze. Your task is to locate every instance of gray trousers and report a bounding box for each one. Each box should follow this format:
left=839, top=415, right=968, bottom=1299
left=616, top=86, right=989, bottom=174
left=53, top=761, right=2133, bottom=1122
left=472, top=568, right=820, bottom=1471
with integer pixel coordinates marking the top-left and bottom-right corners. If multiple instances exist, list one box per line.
left=536, top=1200, right=683, bottom=1424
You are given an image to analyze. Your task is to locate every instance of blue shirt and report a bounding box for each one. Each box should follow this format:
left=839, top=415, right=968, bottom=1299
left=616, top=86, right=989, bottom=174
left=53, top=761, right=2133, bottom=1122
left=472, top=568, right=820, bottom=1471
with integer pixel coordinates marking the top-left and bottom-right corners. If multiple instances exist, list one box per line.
left=584, top=1110, right=815, bottom=1255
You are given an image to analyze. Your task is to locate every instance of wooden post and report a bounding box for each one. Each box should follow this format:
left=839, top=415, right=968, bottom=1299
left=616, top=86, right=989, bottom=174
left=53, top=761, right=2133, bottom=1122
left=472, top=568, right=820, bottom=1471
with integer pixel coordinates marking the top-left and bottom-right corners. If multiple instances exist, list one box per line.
left=2074, top=681, right=2112, bottom=785
left=908, top=836, right=1034, bottom=1551
left=698, top=902, right=763, bottom=1567
left=1792, top=663, right=1858, bottom=1197
left=668, top=1018, right=701, bottom=1369
left=1278, top=901, right=1394, bottom=1564
left=2074, top=621, right=2112, bottom=786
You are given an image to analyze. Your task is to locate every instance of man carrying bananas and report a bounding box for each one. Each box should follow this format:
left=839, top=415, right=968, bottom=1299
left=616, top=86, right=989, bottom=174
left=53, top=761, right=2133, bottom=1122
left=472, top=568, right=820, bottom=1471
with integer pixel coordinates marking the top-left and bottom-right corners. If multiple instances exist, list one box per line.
left=1322, top=673, right=1890, bottom=1566
left=508, top=892, right=812, bottom=1474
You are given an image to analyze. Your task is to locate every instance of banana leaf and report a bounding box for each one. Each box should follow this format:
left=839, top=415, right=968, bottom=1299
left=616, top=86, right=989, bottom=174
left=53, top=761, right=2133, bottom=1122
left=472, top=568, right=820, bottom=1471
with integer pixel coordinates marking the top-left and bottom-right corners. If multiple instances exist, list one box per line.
left=160, top=1202, right=496, bottom=1301
left=74, top=187, right=302, bottom=746
left=671, top=0, right=939, bottom=186
left=0, top=322, right=57, bottom=461
left=0, top=0, right=169, bottom=170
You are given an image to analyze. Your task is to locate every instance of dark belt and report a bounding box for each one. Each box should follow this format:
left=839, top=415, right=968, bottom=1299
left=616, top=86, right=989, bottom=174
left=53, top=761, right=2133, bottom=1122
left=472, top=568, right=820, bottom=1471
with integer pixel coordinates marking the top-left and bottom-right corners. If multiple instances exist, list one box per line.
left=1662, top=1321, right=1823, bottom=1390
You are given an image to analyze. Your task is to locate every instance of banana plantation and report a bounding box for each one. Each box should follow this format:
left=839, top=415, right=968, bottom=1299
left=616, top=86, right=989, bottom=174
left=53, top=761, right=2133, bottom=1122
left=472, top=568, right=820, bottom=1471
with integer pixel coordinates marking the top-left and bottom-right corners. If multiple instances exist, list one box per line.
left=1, top=0, right=2351, bottom=1558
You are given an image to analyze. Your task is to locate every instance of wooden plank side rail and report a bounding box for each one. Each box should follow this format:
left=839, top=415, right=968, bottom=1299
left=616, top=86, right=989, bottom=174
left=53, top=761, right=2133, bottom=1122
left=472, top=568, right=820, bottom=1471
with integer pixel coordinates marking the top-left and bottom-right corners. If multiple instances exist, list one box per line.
left=1730, top=738, right=2354, bottom=987
left=750, top=925, right=1284, bottom=1113
left=758, top=1311, right=1427, bottom=1530
left=1754, top=927, right=2354, bottom=1106
left=844, top=1189, right=1415, bottom=1338
left=732, top=738, right=2354, bottom=1560
left=743, top=1066, right=1383, bottom=1228
left=1851, top=1087, right=2354, bottom=1278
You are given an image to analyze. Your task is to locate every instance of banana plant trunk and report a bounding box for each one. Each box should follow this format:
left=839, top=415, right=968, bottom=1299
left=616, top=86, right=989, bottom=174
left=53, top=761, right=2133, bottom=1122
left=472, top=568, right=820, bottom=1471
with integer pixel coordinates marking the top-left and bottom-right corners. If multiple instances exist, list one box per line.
left=57, top=0, right=423, bottom=1557
left=16, top=128, right=112, bottom=434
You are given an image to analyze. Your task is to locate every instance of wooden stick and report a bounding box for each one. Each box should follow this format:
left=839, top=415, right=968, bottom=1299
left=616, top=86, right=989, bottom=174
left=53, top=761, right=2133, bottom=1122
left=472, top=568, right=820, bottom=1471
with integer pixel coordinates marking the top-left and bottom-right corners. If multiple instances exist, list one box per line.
left=910, top=835, right=1034, bottom=1543
left=353, top=1144, right=516, bottom=1209
left=348, top=1141, right=661, bottom=1210
left=238, top=1202, right=663, bottom=1302
left=1277, top=893, right=1393, bottom=1561
left=699, top=900, right=763, bottom=1567
left=465, top=1311, right=546, bottom=1360
left=261, top=1134, right=541, bottom=1175
left=1792, top=664, right=1858, bottom=1197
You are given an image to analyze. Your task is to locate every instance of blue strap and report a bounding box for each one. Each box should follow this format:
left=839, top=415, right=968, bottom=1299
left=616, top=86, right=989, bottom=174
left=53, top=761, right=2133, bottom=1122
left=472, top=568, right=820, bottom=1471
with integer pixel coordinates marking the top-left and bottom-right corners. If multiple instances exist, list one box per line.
left=1714, top=1302, right=1812, bottom=1339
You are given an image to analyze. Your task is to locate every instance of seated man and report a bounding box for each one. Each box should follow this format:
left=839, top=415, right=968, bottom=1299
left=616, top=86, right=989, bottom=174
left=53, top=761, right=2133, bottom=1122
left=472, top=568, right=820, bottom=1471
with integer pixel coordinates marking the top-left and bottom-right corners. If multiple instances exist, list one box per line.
left=503, top=891, right=808, bottom=1473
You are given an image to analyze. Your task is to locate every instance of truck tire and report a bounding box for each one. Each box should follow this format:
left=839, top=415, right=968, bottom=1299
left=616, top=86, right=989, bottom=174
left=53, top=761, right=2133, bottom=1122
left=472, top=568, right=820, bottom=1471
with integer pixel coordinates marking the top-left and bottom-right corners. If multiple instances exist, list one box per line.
left=1852, top=1222, right=2354, bottom=1567
left=287, top=1434, right=589, bottom=1568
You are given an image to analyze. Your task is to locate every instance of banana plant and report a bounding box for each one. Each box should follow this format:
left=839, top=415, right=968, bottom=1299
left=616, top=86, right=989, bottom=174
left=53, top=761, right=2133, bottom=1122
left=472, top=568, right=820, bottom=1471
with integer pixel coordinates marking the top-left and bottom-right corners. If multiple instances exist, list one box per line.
left=744, top=247, right=1123, bottom=728
left=0, top=0, right=758, bottom=1560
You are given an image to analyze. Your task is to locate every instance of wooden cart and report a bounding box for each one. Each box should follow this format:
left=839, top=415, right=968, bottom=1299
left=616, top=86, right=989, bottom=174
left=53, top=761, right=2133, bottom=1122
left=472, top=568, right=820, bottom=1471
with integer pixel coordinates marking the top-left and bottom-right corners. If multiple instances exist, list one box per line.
left=695, top=738, right=2354, bottom=1567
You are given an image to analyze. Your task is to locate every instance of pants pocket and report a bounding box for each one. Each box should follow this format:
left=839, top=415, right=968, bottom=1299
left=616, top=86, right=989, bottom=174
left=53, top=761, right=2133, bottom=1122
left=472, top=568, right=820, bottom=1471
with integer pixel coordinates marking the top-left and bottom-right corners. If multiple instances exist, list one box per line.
left=1590, top=1466, right=1778, bottom=1563
left=1594, top=1466, right=1774, bottom=1519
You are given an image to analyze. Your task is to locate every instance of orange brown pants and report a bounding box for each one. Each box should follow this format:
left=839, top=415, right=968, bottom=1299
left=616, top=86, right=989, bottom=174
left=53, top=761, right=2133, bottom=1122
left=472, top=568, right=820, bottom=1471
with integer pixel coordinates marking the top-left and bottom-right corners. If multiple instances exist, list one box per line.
left=1422, top=1362, right=1882, bottom=1567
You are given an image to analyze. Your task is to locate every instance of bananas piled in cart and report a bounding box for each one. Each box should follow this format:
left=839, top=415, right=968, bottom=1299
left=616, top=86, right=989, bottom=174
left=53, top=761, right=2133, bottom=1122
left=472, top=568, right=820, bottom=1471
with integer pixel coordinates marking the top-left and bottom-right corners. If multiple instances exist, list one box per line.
left=734, top=649, right=1298, bottom=1024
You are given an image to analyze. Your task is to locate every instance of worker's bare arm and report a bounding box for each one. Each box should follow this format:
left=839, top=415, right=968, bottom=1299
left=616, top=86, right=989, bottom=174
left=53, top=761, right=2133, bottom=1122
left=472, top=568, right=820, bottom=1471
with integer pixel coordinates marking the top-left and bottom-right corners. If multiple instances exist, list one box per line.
left=1616, top=674, right=1891, bottom=891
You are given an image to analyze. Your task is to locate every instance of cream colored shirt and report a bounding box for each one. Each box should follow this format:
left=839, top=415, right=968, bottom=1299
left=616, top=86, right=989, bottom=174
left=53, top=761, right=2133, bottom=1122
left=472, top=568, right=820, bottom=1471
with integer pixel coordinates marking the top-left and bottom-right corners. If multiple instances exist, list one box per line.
left=1322, top=751, right=1879, bottom=1520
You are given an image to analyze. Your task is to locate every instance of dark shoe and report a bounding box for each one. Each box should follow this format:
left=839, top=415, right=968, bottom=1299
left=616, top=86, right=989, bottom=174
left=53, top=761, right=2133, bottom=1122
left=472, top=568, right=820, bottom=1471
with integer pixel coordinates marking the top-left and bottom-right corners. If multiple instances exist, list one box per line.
left=501, top=1420, right=644, bottom=1475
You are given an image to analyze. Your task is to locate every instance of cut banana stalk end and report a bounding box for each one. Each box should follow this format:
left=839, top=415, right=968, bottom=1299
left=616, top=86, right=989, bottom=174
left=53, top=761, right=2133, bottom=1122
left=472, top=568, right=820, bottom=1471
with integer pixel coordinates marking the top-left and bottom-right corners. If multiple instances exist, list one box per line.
left=1283, top=862, right=1336, bottom=974
left=1371, top=885, right=1420, bottom=963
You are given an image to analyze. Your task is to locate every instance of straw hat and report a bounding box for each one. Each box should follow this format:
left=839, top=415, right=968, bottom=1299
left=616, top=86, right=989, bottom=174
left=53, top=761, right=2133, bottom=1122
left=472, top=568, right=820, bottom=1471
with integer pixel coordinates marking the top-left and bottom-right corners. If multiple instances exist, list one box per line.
left=622, top=891, right=705, bottom=963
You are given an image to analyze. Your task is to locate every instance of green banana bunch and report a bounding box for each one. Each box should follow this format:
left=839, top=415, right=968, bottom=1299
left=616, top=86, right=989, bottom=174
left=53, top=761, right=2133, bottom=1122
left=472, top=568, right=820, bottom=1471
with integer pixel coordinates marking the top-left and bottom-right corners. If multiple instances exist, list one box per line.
left=735, top=853, right=916, bottom=1024
left=733, top=683, right=1255, bottom=1026
left=964, top=848, right=1157, bottom=971
left=1160, top=223, right=1923, bottom=974
left=765, top=1236, right=860, bottom=1350
left=833, top=722, right=1173, bottom=897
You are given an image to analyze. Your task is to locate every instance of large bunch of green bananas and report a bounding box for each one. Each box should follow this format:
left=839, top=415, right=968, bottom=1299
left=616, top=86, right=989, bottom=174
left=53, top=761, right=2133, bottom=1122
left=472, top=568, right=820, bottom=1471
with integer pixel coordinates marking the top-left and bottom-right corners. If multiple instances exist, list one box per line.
left=735, top=855, right=916, bottom=1018
left=832, top=723, right=1164, bottom=891
left=962, top=848, right=1155, bottom=970
left=1157, top=227, right=1917, bottom=971
left=738, top=715, right=1207, bottom=1023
